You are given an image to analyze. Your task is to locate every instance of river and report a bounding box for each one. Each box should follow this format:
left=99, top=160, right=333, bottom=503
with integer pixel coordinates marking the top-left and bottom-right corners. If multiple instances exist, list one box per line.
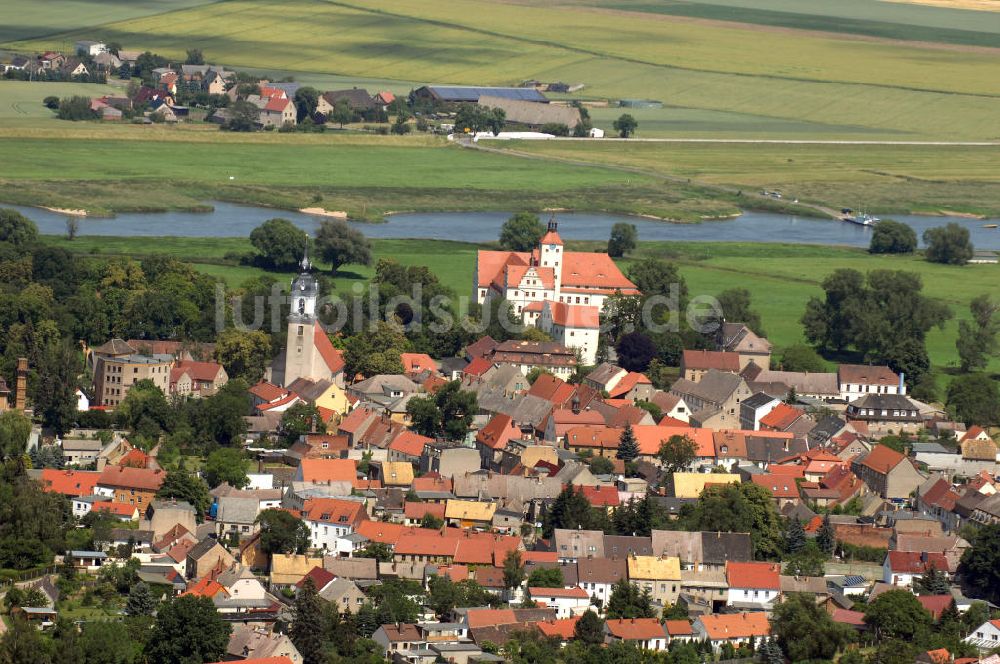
left=8, top=203, right=1000, bottom=249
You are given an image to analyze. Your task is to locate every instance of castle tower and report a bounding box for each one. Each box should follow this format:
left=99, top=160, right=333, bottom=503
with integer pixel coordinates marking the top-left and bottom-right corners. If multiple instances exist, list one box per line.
left=282, top=247, right=320, bottom=387
left=538, top=216, right=564, bottom=294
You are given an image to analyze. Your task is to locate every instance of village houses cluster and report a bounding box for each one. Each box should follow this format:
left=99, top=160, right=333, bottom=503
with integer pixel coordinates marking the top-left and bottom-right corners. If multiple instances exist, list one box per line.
left=5, top=222, right=1000, bottom=664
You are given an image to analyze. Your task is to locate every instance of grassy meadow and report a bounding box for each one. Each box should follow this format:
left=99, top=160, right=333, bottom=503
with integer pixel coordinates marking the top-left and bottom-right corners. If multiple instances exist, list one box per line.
left=41, top=233, right=1000, bottom=388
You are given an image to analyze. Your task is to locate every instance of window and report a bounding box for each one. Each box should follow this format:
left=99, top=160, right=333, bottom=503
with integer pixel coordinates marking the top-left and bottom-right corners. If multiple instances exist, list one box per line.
left=298, top=325, right=304, bottom=336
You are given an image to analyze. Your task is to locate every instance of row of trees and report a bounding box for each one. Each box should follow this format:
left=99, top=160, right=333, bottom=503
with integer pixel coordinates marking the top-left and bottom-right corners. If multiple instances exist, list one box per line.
left=869, top=219, right=975, bottom=265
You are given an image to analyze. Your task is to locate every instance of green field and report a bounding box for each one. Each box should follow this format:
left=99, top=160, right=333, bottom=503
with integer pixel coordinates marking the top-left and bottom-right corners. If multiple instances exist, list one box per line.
left=41, top=234, right=1000, bottom=385
left=490, top=140, right=1000, bottom=217
left=0, top=80, right=123, bottom=125
left=6, top=0, right=1000, bottom=140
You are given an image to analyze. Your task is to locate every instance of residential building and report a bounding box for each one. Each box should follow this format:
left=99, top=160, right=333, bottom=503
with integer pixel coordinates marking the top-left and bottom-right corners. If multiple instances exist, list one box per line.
left=302, top=498, right=368, bottom=551
left=882, top=551, right=950, bottom=588
left=604, top=619, right=668, bottom=650
left=487, top=340, right=578, bottom=378
left=726, top=561, right=780, bottom=609
left=576, top=558, right=628, bottom=606
left=95, top=466, right=166, bottom=510
left=838, top=364, right=905, bottom=401
left=669, top=370, right=753, bottom=429
left=627, top=555, right=682, bottom=606
left=91, top=338, right=172, bottom=408
left=169, top=360, right=228, bottom=396
left=846, top=394, right=923, bottom=434
left=692, top=613, right=770, bottom=653
left=528, top=586, right=590, bottom=618
left=680, top=350, right=741, bottom=382
left=851, top=444, right=925, bottom=500
left=717, top=323, right=772, bottom=370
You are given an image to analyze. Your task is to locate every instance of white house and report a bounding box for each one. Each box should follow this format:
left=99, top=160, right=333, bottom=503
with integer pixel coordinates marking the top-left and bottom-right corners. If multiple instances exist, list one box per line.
left=882, top=551, right=950, bottom=588
left=302, top=497, right=367, bottom=552
left=75, top=389, right=90, bottom=411
left=604, top=618, right=668, bottom=651
left=577, top=558, right=627, bottom=607
left=71, top=494, right=111, bottom=518
left=75, top=41, right=107, bottom=56
left=693, top=613, right=770, bottom=653
left=965, top=619, right=1000, bottom=652
left=539, top=300, right=600, bottom=366
left=838, top=364, right=905, bottom=402
left=528, top=586, right=591, bottom=618
left=725, top=562, right=780, bottom=608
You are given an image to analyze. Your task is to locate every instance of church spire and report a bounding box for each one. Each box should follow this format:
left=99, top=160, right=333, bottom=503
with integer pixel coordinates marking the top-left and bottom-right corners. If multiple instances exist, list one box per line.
left=300, top=235, right=312, bottom=272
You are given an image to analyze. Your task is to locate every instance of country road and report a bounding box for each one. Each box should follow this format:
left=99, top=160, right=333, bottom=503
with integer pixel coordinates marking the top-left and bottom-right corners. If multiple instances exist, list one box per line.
left=481, top=137, right=1000, bottom=146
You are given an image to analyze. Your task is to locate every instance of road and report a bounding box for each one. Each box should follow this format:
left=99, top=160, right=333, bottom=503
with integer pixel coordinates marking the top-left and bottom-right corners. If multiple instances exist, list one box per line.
left=481, top=137, right=1000, bottom=146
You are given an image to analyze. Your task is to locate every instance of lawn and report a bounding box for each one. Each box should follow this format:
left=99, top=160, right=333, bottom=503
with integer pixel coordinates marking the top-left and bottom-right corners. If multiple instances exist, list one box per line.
left=490, top=141, right=1000, bottom=217
left=43, top=234, right=1000, bottom=385
left=6, top=0, right=1000, bottom=139
left=0, top=80, right=123, bottom=125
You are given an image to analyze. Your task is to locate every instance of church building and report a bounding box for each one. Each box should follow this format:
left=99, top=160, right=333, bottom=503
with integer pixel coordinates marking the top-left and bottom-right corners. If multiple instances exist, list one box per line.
left=270, top=251, right=345, bottom=388
left=473, top=219, right=639, bottom=365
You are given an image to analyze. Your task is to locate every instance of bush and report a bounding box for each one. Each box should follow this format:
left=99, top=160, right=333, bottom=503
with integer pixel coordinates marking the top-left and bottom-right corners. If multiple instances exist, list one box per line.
left=540, top=122, right=569, bottom=136
left=43, top=96, right=60, bottom=109
left=56, top=96, right=96, bottom=121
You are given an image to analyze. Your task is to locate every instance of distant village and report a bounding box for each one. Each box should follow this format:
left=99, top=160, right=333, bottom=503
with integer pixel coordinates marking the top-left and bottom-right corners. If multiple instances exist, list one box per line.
left=1, top=213, right=999, bottom=664
left=0, top=40, right=617, bottom=136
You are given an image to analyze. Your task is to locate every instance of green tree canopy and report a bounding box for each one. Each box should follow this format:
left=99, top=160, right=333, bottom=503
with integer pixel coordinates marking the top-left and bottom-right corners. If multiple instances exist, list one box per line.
left=959, top=523, right=1000, bottom=604
left=681, top=482, right=784, bottom=559
left=616, top=423, right=640, bottom=462
left=607, top=222, right=637, bottom=258
left=0, top=410, right=31, bottom=463
left=864, top=589, right=932, bottom=641
left=256, top=508, right=311, bottom=555
left=527, top=567, right=564, bottom=588
left=869, top=220, right=918, bottom=254
left=947, top=372, right=1000, bottom=426
left=499, top=212, right=545, bottom=251
left=923, top=223, right=974, bottom=265
left=215, top=328, right=273, bottom=383
left=0, top=209, right=39, bottom=249
left=615, top=332, right=657, bottom=372
left=542, top=485, right=607, bottom=537
left=956, top=294, right=999, bottom=372
left=249, top=218, right=309, bottom=270
left=290, top=577, right=326, bottom=664
left=716, top=288, right=765, bottom=337
left=145, top=595, right=231, bottom=664
left=605, top=578, right=655, bottom=619
left=314, top=219, right=372, bottom=274
left=573, top=610, right=605, bottom=645
left=203, top=448, right=249, bottom=489
left=156, top=468, right=211, bottom=521
left=776, top=343, right=826, bottom=372
left=343, top=321, right=407, bottom=378
left=771, top=592, right=855, bottom=661
left=657, top=434, right=697, bottom=473
left=613, top=113, right=638, bottom=138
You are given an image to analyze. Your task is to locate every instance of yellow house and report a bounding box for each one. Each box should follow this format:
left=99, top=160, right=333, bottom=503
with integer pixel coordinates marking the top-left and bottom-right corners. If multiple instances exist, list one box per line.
left=313, top=381, right=351, bottom=417
left=670, top=473, right=740, bottom=499
left=444, top=499, right=497, bottom=529
left=269, top=553, right=323, bottom=587
left=628, top=555, right=682, bottom=606
left=378, top=461, right=415, bottom=487
left=519, top=445, right=559, bottom=470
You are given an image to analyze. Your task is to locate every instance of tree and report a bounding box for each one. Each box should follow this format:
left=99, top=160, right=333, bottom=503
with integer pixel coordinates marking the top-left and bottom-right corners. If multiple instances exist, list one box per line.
left=627, top=258, right=686, bottom=300
left=357, top=542, right=393, bottom=562
left=56, top=95, right=95, bottom=121
left=330, top=99, right=354, bottom=127
left=0, top=209, right=39, bottom=248
left=777, top=343, right=825, bottom=373
left=279, top=401, right=323, bottom=444
left=502, top=550, right=525, bottom=594
left=816, top=513, right=835, bottom=554
left=184, top=48, right=205, bottom=65
left=391, top=114, right=411, bottom=134
left=542, top=485, right=606, bottom=537
left=0, top=411, right=31, bottom=462
left=499, top=212, right=545, bottom=251
left=924, top=223, right=974, bottom=265
left=573, top=610, right=605, bottom=645
left=43, top=96, right=60, bottom=110
left=256, top=508, right=310, bottom=555
left=947, top=372, right=1000, bottom=426
left=293, top=86, right=320, bottom=123
left=605, top=578, right=655, bottom=618
left=156, top=469, right=211, bottom=521
left=657, top=434, right=697, bottom=473
left=717, top=288, right=764, bottom=337
left=115, top=378, right=174, bottom=441
left=913, top=564, right=951, bottom=595
left=249, top=218, right=309, bottom=270
left=956, top=294, right=999, bottom=372
left=314, top=219, right=372, bottom=274
left=784, top=516, right=806, bottom=554
left=343, top=321, right=407, bottom=378
left=607, top=222, right=637, bottom=258
left=527, top=567, right=564, bottom=588
left=869, top=219, right=918, bottom=254
left=146, top=595, right=231, bottom=664
left=0, top=615, right=53, bottom=664
left=959, top=523, right=1000, bottom=604
left=290, top=577, right=326, bottom=664
left=214, top=328, right=272, bottom=383
left=188, top=379, right=250, bottom=447
left=616, top=331, right=657, bottom=372
left=589, top=455, right=615, bottom=475
left=682, top=482, right=784, bottom=560
left=540, top=122, right=569, bottom=136
left=613, top=113, right=638, bottom=138
left=865, top=589, right=932, bottom=641
left=785, top=540, right=825, bottom=577
left=771, top=592, right=854, bottom=662
left=420, top=513, right=444, bottom=529
left=454, top=103, right=505, bottom=135
left=223, top=100, right=259, bottom=131
left=616, top=423, right=640, bottom=463
left=125, top=581, right=157, bottom=617
left=203, top=448, right=249, bottom=488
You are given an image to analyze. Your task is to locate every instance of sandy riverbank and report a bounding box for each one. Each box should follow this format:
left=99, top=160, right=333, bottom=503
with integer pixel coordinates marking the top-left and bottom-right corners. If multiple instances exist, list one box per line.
left=299, top=207, right=348, bottom=219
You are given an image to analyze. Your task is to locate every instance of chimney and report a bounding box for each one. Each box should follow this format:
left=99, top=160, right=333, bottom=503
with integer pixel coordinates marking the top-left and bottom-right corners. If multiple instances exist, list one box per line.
left=15, top=358, right=27, bottom=411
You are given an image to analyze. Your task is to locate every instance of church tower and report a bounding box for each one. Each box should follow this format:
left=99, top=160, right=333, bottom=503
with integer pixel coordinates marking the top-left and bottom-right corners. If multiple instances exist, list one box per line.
left=282, top=247, right=320, bottom=387
left=538, top=216, right=564, bottom=293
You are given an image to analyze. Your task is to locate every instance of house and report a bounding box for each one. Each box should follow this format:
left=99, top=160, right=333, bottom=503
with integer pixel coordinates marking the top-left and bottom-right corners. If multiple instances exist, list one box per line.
left=964, top=619, right=1000, bottom=651
left=627, top=555, right=682, bottom=606
left=576, top=557, right=627, bottom=606
left=750, top=474, right=800, bottom=508
left=226, top=626, right=303, bottom=663
left=669, top=370, right=752, bottom=429
left=318, top=577, right=366, bottom=612
left=668, top=473, right=740, bottom=500
left=846, top=394, right=923, bottom=434
left=528, top=586, right=590, bottom=618
left=726, top=561, right=780, bottom=609
left=302, top=498, right=368, bottom=551
left=60, top=438, right=103, bottom=466
left=75, top=41, right=107, bottom=56
left=603, top=618, right=668, bottom=650
left=487, top=340, right=579, bottom=378
left=170, top=360, right=228, bottom=396
left=269, top=554, right=324, bottom=588
left=882, top=551, right=950, bottom=588
left=40, top=469, right=100, bottom=497
left=215, top=496, right=262, bottom=542
left=759, top=403, right=815, bottom=437
left=317, top=88, right=376, bottom=115
left=91, top=338, right=173, bottom=408
left=372, top=623, right=424, bottom=660
left=838, top=364, right=904, bottom=402
left=717, top=323, right=772, bottom=370
left=186, top=538, right=237, bottom=580
left=680, top=350, right=741, bottom=382
left=739, top=393, right=781, bottom=431
left=294, top=458, right=357, bottom=486
left=693, top=613, right=770, bottom=653
left=96, top=466, right=166, bottom=510
left=445, top=499, right=497, bottom=528
left=851, top=444, right=925, bottom=500
left=553, top=528, right=605, bottom=562
left=475, top=220, right=639, bottom=366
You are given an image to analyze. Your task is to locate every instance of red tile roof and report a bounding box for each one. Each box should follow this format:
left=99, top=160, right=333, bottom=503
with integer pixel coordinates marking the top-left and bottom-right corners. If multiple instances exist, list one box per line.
left=97, top=465, right=165, bottom=492
left=476, top=413, right=516, bottom=450
left=536, top=617, right=579, bottom=639
left=561, top=253, right=637, bottom=292
left=249, top=381, right=287, bottom=402
left=546, top=301, right=600, bottom=329
left=338, top=405, right=376, bottom=434
left=183, top=577, right=228, bottom=598
left=760, top=403, right=804, bottom=431
left=528, top=373, right=575, bottom=403
left=313, top=323, right=345, bottom=374
left=664, top=620, right=694, bottom=636
left=401, top=353, right=436, bottom=374
left=605, top=618, right=665, bottom=640
left=466, top=608, right=517, bottom=628
left=355, top=520, right=409, bottom=545
left=172, top=360, right=224, bottom=383
left=607, top=372, right=651, bottom=399
left=697, top=612, right=770, bottom=640
left=404, top=501, right=445, bottom=520
left=539, top=228, right=563, bottom=246
left=830, top=608, right=866, bottom=627
left=644, top=426, right=715, bottom=458
left=682, top=350, right=741, bottom=372
left=859, top=445, right=905, bottom=474
left=411, top=476, right=453, bottom=492
left=40, top=469, right=100, bottom=497
left=577, top=484, right=620, bottom=507
left=726, top=561, right=780, bottom=590
left=302, top=497, right=367, bottom=527
left=389, top=431, right=433, bottom=457
left=463, top=357, right=493, bottom=377
left=750, top=474, right=800, bottom=499
left=886, top=551, right=949, bottom=574
left=917, top=595, right=954, bottom=621
left=529, top=586, right=589, bottom=599
left=838, top=364, right=899, bottom=386
left=299, top=458, right=357, bottom=483
left=296, top=566, right=335, bottom=590
left=521, top=551, right=559, bottom=563
left=94, top=502, right=139, bottom=517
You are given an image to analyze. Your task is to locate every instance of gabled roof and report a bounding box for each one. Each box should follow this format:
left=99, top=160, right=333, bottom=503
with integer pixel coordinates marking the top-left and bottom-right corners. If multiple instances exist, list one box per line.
left=41, top=469, right=100, bottom=497
left=388, top=431, right=433, bottom=457
left=299, top=458, right=357, bottom=483
left=529, top=586, right=588, bottom=599
left=726, top=561, right=780, bottom=589
left=607, top=372, right=651, bottom=399
left=401, top=353, right=437, bottom=374
left=577, top=484, right=620, bottom=507
left=250, top=381, right=287, bottom=402
left=750, top=474, right=800, bottom=499
left=696, top=612, right=770, bottom=640
left=545, top=301, right=599, bottom=329
left=302, top=497, right=366, bottom=526
left=476, top=413, right=516, bottom=450
left=682, top=350, right=741, bottom=372
left=296, top=566, right=335, bottom=591
left=856, top=445, right=906, bottom=474
left=605, top=618, right=665, bottom=640
left=97, top=466, right=165, bottom=492
left=536, top=617, right=579, bottom=639
left=171, top=360, right=224, bottom=383
left=838, top=364, right=900, bottom=387
left=886, top=551, right=949, bottom=573
left=760, top=403, right=805, bottom=430
left=313, top=323, right=345, bottom=374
